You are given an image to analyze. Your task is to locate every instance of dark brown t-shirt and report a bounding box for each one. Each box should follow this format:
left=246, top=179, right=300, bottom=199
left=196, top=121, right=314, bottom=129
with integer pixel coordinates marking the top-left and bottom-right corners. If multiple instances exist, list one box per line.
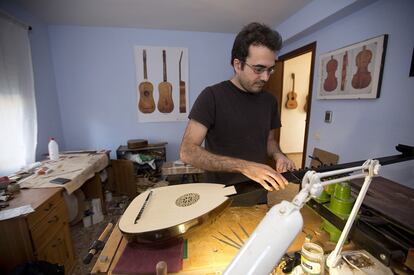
left=189, top=80, right=281, bottom=184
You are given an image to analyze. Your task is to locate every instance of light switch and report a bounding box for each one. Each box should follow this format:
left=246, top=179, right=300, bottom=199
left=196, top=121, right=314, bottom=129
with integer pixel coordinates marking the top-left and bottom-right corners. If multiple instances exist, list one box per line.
left=324, top=111, right=332, bottom=123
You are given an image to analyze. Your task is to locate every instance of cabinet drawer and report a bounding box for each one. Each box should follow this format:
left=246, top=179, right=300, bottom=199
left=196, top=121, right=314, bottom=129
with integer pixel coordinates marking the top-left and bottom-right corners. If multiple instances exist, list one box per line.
left=27, top=190, right=62, bottom=229
left=31, top=201, right=68, bottom=251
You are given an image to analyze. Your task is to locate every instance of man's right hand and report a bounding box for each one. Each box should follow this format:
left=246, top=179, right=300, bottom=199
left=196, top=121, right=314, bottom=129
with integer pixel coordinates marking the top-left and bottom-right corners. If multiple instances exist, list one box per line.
left=239, top=161, right=289, bottom=191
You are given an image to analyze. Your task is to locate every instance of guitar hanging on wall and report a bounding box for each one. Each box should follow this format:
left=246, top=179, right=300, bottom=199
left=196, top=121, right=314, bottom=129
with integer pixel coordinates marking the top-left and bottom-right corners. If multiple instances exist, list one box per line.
left=285, top=73, right=298, bottom=109
left=138, top=49, right=155, bottom=113
left=157, top=50, right=174, bottom=113
left=179, top=51, right=186, bottom=113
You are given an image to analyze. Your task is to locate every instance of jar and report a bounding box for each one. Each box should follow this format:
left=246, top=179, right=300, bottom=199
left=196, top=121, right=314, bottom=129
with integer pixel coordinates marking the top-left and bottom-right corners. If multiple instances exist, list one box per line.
left=301, top=242, right=325, bottom=274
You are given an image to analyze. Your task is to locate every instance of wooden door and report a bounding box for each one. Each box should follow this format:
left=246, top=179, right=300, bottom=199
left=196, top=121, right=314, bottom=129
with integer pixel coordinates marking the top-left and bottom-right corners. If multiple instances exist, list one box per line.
left=264, top=42, right=316, bottom=169
left=264, top=60, right=284, bottom=144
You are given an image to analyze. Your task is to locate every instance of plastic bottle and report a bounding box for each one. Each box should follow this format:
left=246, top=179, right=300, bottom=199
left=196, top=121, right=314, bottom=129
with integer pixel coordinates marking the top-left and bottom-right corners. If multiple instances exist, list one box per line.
left=48, top=138, right=59, bottom=161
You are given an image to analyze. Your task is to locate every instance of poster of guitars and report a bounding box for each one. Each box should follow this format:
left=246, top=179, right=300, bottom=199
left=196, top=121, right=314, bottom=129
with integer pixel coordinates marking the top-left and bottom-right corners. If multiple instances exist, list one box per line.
left=317, top=34, right=388, bottom=99
left=134, top=46, right=188, bottom=122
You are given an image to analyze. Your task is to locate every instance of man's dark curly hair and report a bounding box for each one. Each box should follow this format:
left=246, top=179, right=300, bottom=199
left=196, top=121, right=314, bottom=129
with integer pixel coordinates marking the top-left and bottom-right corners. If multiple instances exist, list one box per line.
left=231, top=22, right=282, bottom=66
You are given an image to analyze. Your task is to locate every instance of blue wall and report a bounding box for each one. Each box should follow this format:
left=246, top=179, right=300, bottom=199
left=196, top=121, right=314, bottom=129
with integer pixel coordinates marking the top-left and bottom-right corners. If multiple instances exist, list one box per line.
left=48, top=26, right=234, bottom=160
left=280, top=0, right=414, bottom=187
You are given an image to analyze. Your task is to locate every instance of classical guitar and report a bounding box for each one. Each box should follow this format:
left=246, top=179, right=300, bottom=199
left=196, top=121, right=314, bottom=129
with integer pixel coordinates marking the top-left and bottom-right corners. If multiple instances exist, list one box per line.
left=323, top=56, right=338, bottom=92
left=285, top=73, right=298, bottom=109
left=179, top=51, right=186, bottom=113
left=352, top=45, right=372, bottom=89
left=138, top=49, right=155, bottom=113
left=157, top=50, right=174, bottom=113
left=340, top=51, right=348, bottom=91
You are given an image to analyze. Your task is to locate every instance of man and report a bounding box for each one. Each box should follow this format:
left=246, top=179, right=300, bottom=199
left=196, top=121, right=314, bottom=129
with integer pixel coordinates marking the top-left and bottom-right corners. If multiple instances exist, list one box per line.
left=180, top=22, right=295, bottom=199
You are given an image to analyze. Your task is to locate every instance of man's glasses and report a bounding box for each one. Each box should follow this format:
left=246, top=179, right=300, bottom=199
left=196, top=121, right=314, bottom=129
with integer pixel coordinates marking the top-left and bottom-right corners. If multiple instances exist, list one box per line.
left=243, top=62, right=275, bottom=75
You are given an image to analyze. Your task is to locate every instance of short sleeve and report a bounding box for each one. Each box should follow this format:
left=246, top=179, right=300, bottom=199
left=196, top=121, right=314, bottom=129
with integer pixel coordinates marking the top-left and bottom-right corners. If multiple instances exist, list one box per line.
left=188, top=87, right=216, bottom=129
left=269, top=94, right=281, bottom=129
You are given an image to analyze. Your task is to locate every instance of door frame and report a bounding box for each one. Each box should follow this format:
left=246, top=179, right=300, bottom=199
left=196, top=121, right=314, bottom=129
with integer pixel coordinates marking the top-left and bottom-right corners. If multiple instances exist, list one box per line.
left=279, top=42, right=317, bottom=168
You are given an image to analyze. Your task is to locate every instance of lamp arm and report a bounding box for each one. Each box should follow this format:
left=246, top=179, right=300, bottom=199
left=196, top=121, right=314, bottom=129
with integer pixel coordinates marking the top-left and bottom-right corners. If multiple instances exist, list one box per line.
left=224, top=159, right=380, bottom=275
left=326, top=159, right=380, bottom=268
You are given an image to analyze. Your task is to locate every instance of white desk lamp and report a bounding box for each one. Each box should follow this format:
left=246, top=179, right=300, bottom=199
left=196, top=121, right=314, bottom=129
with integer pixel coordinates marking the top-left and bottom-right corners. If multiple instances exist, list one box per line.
left=224, top=159, right=381, bottom=275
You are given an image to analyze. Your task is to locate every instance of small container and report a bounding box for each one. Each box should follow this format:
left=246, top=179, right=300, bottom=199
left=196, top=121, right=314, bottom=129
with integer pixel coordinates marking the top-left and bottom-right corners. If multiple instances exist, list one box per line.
left=48, top=138, right=59, bottom=161
left=82, top=215, right=92, bottom=228
left=301, top=242, right=325, bottom=274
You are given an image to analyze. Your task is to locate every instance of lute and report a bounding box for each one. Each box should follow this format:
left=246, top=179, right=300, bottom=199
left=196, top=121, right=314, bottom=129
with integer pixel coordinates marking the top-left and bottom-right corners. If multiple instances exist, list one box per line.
left=119, top=144, right=413, bottom=243
left=119, top=183, right=236, bottom=243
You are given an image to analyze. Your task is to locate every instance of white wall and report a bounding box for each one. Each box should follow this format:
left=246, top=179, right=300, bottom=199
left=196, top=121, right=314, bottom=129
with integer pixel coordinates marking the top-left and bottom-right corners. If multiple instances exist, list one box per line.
left=279, top=0, right=414, bottom=187
left=280, top=52, right=312, bottom=153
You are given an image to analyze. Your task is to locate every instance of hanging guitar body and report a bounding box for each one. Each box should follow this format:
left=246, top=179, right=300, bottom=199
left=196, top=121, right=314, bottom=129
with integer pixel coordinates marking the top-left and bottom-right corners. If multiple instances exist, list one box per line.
left=139, top=82, right=155, bottom=113
left=138, top=49, right=156, bottom=113
left=286, top=73, right=298, bottom=109
left=157, top=50, right=174, bottom=113
left=119, top=183, right=236, bottom=243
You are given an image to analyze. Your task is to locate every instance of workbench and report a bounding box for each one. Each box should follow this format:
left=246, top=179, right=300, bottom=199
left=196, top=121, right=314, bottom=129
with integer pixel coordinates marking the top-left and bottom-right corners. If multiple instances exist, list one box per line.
left=91, top=202, right=342, bottom=274
left=162, top=161, right=204, bottom=183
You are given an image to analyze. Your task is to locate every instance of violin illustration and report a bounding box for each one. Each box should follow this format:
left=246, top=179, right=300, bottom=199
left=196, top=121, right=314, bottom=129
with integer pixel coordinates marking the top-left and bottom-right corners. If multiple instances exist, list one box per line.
left=352, top=45, right=372, bottom=89
left=341, top=51, right=348, bottom=91
left=286, top=73, right=298, bottom=109
left=138, top=49, right=155, bottom=113
left=323, top=56, right=338, bottom=92
left=157, top=50, right=174, bottom=113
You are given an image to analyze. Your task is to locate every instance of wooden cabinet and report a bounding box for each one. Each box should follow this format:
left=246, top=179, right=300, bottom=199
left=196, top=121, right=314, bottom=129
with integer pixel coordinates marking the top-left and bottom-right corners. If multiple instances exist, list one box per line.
left=0, top=188, right=75, bottom=274
left=113, top=143, right=167, bottom=198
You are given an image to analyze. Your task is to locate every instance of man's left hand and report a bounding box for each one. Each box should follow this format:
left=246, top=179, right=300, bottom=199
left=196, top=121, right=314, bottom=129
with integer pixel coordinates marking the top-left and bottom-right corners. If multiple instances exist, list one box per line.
left=274, top=153, right=296, bottom=173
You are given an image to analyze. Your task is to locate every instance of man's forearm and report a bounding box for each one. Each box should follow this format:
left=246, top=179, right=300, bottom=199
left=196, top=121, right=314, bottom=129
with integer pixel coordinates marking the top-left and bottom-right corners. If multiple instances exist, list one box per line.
left=180, top=143, right=248, bottom=173
left=267, top=138, right=286, bottom=160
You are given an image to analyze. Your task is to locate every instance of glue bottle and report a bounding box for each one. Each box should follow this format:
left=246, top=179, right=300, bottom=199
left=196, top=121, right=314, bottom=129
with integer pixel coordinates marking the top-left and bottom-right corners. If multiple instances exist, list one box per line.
left=48, top=137, right=59, bottom=161
left=301, top=242, right=325, bottom=274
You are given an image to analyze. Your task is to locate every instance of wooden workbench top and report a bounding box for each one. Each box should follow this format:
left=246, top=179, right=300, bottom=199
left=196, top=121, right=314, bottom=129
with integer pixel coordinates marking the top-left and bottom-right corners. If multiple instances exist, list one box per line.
left=91, top=203, right=329, bottom=275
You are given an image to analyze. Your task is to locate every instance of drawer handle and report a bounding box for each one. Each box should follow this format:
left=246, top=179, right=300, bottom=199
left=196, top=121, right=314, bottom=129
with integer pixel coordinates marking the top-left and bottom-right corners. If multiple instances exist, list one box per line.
left=48, top=215, right=59, bottom=224
left=44, top=202, right=54, bottom=211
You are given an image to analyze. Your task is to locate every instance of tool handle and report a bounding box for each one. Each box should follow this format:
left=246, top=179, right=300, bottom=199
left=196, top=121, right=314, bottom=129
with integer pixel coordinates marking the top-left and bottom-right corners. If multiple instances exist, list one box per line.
left=83, top=250, right=95, bottom=264
left=156, top=261, right=167, bottom=275
left=82, top=222, right=114, bottom=264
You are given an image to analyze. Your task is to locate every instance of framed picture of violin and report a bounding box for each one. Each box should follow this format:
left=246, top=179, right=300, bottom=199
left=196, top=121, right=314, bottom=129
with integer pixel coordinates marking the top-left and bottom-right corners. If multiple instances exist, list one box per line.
left=317, top=34, right=388, bottom=99
left=134, top=46, right=189, bottom=122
